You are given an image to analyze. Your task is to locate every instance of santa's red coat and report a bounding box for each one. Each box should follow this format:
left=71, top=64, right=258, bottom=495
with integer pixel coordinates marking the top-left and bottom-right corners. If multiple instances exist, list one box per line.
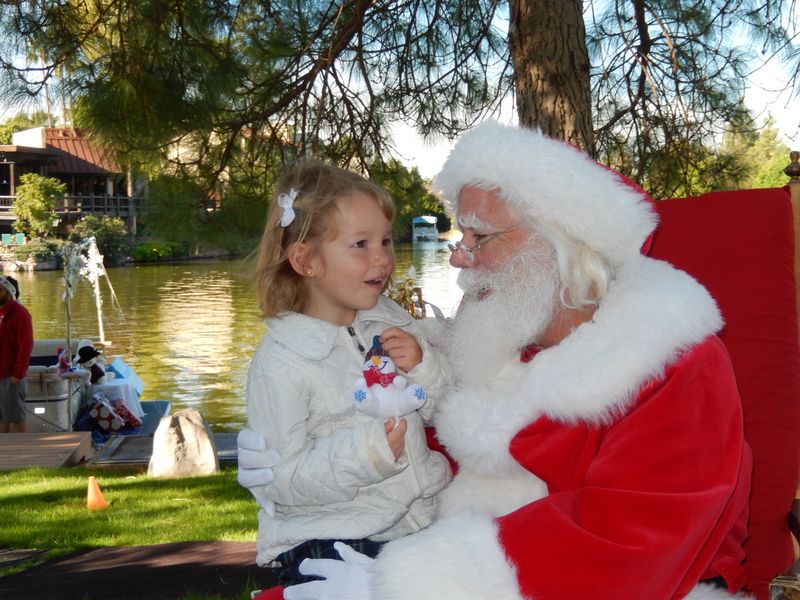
left=501, top=335, right=751, bottom=598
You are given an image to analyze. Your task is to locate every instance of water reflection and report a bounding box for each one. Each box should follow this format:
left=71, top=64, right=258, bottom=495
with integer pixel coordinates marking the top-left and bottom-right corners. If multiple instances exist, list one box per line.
left=15, top=242, right=462, bottom=432
left=395, top=241, right=461, bottom=318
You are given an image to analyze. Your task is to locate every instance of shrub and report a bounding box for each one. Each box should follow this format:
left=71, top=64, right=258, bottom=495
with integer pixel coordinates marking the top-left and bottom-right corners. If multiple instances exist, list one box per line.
left=131, top=240, right=186, bottom=262
left=69, top=215, right=131, bottom=266
left=12, top=174, right=65, bottom=239
left=13, top=239, right=61, bottom=263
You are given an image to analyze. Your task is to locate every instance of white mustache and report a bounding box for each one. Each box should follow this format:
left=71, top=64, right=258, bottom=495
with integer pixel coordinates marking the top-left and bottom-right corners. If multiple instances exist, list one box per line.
left=447, top=245, right=561, bottom=386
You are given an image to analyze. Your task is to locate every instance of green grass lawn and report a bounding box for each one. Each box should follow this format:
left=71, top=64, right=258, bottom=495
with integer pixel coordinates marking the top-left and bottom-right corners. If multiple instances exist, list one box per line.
left=0, top=465, right=261, bottom=600
left=0, top=466, right=257, bottom=551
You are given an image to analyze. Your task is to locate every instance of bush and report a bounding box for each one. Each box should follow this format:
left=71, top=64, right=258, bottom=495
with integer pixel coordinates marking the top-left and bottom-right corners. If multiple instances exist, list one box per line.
left=13, top=174, right=65, bottom=239
left=140, top=176, right=205, bottom=245
left=13, top=239, right=61, bottom=263
left=131, top=240, right=186, bottom=262
left=69, top=215, right=131, bottom=266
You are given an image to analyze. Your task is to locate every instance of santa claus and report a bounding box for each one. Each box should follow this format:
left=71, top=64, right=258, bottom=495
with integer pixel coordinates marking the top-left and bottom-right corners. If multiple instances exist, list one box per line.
left=248, top=121, right=753, bottom=600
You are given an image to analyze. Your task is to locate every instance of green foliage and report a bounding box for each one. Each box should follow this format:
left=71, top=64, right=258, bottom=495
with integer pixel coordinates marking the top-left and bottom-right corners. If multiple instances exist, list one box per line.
left=0, top=123, right=12, bottom=145
left=203, top=192, right=268, bottom=255
left=1, top=1, right=796, bottom=211
left=0, top=0, right=511, bottom=178
left=12, top=238, right=62, bottom=263
left=140, top=175, right=207, bottom=246
left=12, top=173, right=66, bottom=238
left=751, top=153, right=791, bottom=189
left=131, top=240, right=187, bottom=262
left=69, top=215, right=131, bottom=266
left=68, top=1, right=244, bottom=156
left=199, top=154, right=281, bottom=254
left=0, top=111, right=51, bottom=144
left=139, top=143, right=283, bottom=254
left=601, top=112, right=792, bottom=199
left=728, top=117, right=792, bottom=189
left=369, top=160, right=451, bottom=241
left=589, top=1, right=795, bottom=187
left=634, top=139, right=745, bottom=199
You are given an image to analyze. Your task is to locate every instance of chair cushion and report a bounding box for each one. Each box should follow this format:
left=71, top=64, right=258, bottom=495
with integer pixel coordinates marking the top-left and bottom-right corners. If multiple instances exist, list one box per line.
left=648, top=186, right=800, bottom=599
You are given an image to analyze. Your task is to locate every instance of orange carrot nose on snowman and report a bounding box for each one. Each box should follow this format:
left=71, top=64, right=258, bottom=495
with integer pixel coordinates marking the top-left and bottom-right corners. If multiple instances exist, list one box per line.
left=362, top=336, right=398, bottom=387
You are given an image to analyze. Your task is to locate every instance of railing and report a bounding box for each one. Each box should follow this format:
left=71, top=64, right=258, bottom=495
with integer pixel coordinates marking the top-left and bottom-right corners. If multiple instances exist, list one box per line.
left=0, top=196, right=12, bottom=216
left=0, top=194, right=142, bottom=220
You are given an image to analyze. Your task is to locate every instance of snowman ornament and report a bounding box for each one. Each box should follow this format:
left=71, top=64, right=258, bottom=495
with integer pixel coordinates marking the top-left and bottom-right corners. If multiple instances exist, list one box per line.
left=353, top=336, right=426, bottom=419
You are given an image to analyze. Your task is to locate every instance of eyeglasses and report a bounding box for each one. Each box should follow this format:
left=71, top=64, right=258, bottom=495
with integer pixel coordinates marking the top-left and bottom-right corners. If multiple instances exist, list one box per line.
left=447, top=229, right=515, bottom=262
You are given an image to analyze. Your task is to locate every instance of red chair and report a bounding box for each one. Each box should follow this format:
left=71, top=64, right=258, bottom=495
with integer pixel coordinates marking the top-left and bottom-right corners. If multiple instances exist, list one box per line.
left=648, top=178, right=800, bottom=599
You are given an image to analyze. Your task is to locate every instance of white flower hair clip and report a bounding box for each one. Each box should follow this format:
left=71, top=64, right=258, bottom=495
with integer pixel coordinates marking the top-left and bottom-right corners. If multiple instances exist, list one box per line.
left=277, top=188, right=298, bottom=227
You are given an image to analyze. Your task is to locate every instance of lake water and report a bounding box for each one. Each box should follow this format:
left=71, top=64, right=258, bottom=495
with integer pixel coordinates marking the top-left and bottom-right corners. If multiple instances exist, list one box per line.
left=14, top=242, right=462, bottom=432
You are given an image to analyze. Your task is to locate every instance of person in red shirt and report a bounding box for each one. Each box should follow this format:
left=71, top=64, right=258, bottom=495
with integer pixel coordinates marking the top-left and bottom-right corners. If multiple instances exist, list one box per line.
left=0, top=275, right=34, bottom=433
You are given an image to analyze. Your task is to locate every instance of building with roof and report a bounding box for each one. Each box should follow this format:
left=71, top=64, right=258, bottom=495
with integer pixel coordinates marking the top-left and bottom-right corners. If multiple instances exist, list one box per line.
left=0, top=127, right=143, bottom=236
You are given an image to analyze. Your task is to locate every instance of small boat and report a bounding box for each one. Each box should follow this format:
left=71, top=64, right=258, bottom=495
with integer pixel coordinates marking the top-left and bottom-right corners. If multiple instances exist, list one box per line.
left=411, top=216, right=438, bottom=241
left=24, top=338, right=170, bottom=436
left=23, top=237, right=170, bottom=438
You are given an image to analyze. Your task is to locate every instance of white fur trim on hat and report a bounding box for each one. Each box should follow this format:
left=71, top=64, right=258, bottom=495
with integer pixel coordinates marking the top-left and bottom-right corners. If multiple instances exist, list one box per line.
left=432, top=120, right=659, bottom=266
left=0, top=276, right=15, bottom=299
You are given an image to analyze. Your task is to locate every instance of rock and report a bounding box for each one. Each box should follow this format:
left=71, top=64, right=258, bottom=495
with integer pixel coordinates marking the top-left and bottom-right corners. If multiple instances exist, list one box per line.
left=147, top=408, right=219, bottom=478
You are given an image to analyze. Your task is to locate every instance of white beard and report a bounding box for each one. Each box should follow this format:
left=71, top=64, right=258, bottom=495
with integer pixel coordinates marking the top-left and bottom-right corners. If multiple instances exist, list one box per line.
left=446, top=245, right=561, bottom=387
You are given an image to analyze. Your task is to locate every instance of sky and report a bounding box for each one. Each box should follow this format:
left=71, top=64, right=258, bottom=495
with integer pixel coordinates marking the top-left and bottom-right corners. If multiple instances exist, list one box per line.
left=744, top=58, right=799, bottom=145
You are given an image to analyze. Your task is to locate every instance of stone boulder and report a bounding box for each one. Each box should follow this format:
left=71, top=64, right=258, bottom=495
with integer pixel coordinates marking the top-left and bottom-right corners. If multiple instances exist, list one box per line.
left=148, top=408, right=219, bottom=478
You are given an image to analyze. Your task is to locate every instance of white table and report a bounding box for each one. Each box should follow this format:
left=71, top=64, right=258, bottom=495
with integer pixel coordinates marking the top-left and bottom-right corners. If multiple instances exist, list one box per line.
left=90, top=379, right=145, bottom=418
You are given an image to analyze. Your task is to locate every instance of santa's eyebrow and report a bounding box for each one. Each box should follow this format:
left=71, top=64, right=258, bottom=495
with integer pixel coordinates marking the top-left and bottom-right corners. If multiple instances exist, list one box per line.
left=457, top=213, right=499, bottom=231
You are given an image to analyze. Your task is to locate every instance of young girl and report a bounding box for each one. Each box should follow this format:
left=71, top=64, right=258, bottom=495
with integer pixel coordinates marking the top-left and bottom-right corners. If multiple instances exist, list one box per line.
left=245, top=159, right=451, bottom=583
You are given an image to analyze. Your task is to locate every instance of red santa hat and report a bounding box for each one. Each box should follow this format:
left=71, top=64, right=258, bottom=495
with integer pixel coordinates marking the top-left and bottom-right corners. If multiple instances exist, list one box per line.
left=432, top=120, right=658, bottom=267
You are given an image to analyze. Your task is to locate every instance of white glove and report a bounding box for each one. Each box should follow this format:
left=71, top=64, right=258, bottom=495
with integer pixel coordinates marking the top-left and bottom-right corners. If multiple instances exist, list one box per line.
left=237, top=428, right=281, bottom=516
left=283, top=542, right=374, bottom=600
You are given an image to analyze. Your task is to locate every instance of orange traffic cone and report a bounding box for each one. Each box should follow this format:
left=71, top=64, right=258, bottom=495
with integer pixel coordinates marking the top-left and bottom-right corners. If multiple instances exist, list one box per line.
left=86, top=476, right=108, bottom=510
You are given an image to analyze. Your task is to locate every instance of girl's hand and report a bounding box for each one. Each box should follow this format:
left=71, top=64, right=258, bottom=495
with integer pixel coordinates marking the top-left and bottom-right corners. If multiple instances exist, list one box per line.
left=384, top=417, right=407, bottom=460
left=380, top=327, right=422, bottom=372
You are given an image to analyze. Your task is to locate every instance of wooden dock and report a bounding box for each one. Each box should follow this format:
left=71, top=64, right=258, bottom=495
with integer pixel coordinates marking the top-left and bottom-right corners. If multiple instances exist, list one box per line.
left=0, top=431, right=237, bottom=470
left=91, top=432, right=238, bottom=468
left=0, top=432, right=93, bottom=469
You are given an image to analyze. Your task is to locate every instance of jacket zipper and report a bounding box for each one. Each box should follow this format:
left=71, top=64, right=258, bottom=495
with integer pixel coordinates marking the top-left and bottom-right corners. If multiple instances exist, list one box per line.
left=346, top=326, right=365, bottom=353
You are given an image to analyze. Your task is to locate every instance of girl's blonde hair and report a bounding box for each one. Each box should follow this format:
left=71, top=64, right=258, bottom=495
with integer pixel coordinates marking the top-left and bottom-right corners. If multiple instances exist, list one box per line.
left=256, top=159, right=395, bottom=318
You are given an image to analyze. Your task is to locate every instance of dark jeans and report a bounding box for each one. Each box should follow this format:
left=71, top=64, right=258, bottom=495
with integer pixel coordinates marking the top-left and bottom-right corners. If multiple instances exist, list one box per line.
left=276, top=538, right=384, bottom=586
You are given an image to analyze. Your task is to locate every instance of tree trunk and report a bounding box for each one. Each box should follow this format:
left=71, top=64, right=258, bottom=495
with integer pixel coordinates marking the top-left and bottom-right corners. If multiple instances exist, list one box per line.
left=508, top=0, right=594, bottom=155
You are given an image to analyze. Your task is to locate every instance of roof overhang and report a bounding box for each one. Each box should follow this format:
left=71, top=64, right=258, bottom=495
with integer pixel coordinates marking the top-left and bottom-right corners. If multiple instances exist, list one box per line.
left=0, top=145, right=60, bottom=167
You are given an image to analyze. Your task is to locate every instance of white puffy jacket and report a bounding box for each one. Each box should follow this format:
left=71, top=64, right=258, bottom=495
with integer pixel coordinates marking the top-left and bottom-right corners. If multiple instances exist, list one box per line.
left=246, top=296, right=452, bottom=566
